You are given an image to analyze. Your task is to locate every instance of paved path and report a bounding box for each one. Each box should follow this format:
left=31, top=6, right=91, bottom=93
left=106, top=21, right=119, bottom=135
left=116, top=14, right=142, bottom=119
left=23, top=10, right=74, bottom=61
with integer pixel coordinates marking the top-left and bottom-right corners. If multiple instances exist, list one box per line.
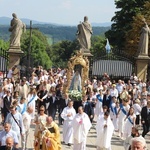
left=25, top=123, right=150, bottom=150
left=0, top=113, right=150, bottom=150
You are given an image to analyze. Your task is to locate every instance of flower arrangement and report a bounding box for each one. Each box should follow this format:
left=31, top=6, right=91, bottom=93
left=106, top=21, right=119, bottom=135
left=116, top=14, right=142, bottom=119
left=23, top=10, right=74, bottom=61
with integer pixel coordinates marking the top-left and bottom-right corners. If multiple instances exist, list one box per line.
left=68, top=90, right=82, bottom=101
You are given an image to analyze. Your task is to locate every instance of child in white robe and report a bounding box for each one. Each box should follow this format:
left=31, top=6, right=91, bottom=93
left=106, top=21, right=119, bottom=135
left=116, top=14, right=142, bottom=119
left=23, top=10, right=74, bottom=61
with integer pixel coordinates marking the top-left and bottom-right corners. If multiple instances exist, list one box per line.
left=96, top=111, right=114, bottom=150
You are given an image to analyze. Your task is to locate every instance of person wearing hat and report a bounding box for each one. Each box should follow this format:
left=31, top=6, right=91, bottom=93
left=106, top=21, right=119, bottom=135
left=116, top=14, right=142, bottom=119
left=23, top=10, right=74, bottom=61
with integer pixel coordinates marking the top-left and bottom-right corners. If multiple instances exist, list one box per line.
left=132, top=99, right=141, bottom=127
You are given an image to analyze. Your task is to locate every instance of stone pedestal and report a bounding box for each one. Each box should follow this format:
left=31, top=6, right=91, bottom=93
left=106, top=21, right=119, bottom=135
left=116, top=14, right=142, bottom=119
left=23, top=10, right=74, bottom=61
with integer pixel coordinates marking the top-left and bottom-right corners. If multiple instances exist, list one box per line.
left=81, top=48, right=93, bottom=79
left=136, top=55, right=150, bottom=82
left=81, top=48, right=93, bottom=57
left=7, top=46, right=24, bottom=68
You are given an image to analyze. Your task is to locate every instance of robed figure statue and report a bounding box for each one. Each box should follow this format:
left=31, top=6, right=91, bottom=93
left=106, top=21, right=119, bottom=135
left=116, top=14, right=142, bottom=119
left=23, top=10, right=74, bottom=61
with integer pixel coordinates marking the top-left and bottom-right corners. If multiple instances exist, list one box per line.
left=9, top=13, right=26, bottom=47
left=69, top=71, right=81, bottom=92
left=138, top=20, right=150, bottom=56
left=77, top=16, right=93, bottom=50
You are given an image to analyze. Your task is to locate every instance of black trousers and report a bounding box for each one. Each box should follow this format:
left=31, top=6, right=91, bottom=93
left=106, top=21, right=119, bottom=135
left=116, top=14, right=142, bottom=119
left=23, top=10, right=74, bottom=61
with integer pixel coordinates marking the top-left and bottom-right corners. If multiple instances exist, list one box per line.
left=135, top=115, right=140, bottom=125
left=142, top=123, right=149, bottom=137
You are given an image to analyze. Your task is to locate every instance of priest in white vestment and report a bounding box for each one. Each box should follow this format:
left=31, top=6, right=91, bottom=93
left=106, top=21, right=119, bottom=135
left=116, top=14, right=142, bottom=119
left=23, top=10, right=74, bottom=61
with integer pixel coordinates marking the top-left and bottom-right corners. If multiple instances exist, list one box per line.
left=61, top=100, right=76, bottom=146
left=96, top=111, right=114, bottom=150
left=72, top=106, right=92, bottom=150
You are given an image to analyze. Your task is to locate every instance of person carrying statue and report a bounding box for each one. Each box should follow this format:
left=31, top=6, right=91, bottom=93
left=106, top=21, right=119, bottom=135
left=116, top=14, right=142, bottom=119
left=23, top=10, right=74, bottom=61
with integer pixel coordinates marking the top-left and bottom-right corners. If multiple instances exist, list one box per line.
left=77, top=16, right=93, bottom=50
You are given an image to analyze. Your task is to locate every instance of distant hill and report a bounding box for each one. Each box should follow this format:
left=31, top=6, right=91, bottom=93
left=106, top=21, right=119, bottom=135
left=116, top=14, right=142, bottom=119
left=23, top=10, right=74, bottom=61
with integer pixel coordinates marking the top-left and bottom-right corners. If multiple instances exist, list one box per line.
left=0, top=16, right=58, bottom=26
left=0, top=16, right=112, bottom=27
left=92, top=22, right=112, bottom=27
left=0, top=17, right=111, bottom=43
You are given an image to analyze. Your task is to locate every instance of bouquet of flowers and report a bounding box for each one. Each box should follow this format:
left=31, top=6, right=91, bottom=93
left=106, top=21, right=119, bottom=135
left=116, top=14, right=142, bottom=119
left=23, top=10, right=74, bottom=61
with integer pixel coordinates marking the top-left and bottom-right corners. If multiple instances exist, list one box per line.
left=68, top=90, right=82, bottom=101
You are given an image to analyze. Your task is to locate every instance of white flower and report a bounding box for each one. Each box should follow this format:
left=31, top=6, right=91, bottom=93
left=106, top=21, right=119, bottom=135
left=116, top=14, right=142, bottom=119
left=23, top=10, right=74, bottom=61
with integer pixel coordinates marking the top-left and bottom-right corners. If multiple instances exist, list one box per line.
left=68, top=90, right=82, bottom=101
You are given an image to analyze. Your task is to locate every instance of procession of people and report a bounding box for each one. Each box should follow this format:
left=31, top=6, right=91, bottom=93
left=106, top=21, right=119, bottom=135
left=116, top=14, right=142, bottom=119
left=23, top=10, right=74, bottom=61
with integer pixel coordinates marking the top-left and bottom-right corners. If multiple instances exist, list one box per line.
left=0, top=67, right=149, bottom=150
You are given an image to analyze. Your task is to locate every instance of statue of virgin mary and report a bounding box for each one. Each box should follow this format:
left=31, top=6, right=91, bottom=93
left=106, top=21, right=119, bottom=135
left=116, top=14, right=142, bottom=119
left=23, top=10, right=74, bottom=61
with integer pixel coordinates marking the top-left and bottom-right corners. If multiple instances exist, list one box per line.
left=69, top=71, right=81, bottom=92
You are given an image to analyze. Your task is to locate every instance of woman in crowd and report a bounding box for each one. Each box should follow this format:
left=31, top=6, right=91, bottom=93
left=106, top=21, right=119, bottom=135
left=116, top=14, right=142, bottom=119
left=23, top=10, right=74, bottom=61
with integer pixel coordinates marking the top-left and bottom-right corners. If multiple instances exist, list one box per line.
left=34, top=105, right=48, bottom=137
left=27, top=86, right=38, bottom=122
left=132, top=99, right=141, bottom=127
left=123, top=107, right=136, bottom=139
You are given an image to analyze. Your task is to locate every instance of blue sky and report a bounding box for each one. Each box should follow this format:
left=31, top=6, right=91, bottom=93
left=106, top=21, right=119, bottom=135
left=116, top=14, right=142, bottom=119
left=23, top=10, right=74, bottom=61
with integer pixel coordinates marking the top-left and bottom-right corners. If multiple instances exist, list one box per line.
left=0, top=0, right=116, bottom=25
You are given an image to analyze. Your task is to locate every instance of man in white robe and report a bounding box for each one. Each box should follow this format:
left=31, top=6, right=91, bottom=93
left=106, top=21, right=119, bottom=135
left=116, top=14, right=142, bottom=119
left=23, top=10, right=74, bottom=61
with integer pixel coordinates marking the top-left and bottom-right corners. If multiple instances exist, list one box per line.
left=96, top=111, right=114, bottom=150
left=72, top=106, right=92, bottom=150
left=61, top=100, right=76, bottom=146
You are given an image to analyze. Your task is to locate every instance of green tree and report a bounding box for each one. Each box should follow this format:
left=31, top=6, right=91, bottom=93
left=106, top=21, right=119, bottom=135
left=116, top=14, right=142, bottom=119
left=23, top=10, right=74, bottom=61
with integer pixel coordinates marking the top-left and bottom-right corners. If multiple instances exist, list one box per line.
left=0, top=39, right=9, bottom=50
left=91, top=36, right=106, bottom=59
left=21, top=30, right=52, bottom=69
left=125, top=1, right=150, bottom=55
left=105, top=0, right=147, bottom=49
left=50, top=40, right=79, bottom=67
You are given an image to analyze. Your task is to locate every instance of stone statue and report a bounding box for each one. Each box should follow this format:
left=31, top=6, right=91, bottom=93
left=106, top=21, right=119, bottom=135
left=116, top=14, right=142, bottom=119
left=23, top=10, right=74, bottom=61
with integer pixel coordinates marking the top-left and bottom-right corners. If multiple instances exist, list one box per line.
left=77, top=16, right=93, bottom=50
left=9, top=13, right=26, bottom=47
left=138, top=19, right=150, bottom=56
left=69, top=71, right=81, bottom=92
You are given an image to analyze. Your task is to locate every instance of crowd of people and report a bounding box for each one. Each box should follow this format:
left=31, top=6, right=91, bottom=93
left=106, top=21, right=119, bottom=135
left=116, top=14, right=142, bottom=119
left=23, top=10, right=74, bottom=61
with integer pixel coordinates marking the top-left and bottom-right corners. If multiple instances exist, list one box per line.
left=0, top=66, right=149, bottom=150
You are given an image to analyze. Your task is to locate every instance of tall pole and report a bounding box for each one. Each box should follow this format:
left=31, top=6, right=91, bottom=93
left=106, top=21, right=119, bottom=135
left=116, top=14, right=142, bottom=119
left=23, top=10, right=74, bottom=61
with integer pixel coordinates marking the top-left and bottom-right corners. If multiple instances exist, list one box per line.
left=26, top=21, right=38, bottom=79
left=27, top=20, right=32, bottom=79
left=28, top=21, right=32, bottom=70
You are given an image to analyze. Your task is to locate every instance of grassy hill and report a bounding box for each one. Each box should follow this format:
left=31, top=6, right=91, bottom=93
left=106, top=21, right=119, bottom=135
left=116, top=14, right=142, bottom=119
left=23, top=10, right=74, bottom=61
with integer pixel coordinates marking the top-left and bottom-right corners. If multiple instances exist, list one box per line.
left=0, top=24, right=110, bottom=44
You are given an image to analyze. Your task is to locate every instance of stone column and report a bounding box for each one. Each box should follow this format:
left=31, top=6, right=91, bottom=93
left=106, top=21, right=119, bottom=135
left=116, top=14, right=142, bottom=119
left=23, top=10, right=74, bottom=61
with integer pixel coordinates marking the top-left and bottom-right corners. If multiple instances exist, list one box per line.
left=136, top=55, right=150, bottom=82
left=82, top=48, right=93, bottom=79
left=81, top=48, right=93, bottom=57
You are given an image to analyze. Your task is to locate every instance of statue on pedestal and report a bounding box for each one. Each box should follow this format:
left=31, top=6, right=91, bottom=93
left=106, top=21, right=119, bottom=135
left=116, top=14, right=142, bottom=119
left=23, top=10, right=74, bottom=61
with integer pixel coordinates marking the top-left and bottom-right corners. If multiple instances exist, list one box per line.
left=9, top=13, right=26, bottom=48
left=138, top=19, right=150, bottom=56
left=77, top=16, right=93, bottom=50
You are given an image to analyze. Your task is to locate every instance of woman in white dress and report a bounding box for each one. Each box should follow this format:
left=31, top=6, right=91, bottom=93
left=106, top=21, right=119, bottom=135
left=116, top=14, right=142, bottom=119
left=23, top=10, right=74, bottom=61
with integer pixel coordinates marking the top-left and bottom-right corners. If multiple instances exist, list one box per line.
left=27, top=87, right=38, bottom=121
left=118, top=100, right=130, bottom=139
left=110, top=97, right=120, bottom=131
left=132, top=99, right=141, bottom=127
left=95, top=89, right=103, bottom=116
left=34, top=105, right=48, bottom=137
left=123, top=107, right=136, bottom=139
